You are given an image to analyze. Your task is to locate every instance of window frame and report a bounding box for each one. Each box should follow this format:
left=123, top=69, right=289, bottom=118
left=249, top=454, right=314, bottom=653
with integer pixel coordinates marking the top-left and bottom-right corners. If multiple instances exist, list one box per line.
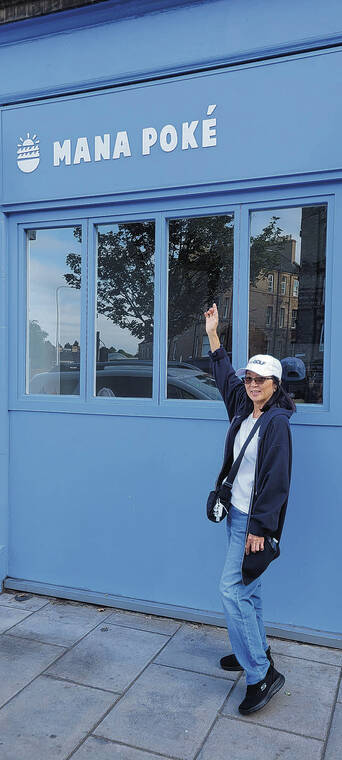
left=8, top=186, right=337, bottom=425
left=15, top=218, right=88, bottom=406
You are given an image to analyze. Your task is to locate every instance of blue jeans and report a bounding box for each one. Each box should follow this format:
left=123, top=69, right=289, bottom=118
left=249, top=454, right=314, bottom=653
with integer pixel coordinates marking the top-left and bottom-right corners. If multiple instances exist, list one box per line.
left=219, top=504, right=270, bottom=685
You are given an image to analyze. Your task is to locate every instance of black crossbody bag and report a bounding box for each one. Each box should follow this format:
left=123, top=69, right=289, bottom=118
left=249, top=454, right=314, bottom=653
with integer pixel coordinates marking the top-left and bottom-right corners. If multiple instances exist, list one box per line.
left=206, top=416, right=263, bottom=523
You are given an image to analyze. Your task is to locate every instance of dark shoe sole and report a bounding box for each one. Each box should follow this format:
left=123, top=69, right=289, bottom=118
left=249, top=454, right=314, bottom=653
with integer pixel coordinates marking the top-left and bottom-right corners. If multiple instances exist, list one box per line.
left=220, top=661, right=243, bottom=672
left=239, top=673, right=285, bottom=715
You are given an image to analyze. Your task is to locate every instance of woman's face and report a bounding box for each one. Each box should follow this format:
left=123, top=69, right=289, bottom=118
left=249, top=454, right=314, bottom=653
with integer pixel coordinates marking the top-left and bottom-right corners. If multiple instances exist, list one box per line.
left=244, top=371, right=277, bottom=407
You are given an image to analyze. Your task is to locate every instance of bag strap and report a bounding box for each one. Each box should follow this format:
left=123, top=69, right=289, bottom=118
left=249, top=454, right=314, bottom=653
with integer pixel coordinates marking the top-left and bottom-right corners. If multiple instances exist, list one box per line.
left=216, top=415, right=263, bottom=488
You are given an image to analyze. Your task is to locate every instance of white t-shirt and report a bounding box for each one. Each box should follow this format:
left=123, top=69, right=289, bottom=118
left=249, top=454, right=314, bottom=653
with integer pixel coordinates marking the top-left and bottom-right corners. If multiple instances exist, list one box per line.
left=229, top=412, right=259, bottom=515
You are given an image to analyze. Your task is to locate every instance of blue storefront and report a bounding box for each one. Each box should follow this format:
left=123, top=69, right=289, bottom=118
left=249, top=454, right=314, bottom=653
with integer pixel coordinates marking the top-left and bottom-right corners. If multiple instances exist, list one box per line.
left=0, top=0, right=341, bottom=647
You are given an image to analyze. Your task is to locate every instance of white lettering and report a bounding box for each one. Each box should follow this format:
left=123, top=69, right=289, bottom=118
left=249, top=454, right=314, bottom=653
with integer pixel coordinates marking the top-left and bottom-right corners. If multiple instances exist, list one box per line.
left=202, top=118, right=216, bottom=147
left=53, top=139, right=71, bottom=166
left=74, top=137, right=91, bottom=164
left=160, top=124, right=178, bottom=153
left=113, top=131, right=131, bottom=159
left=182, top=120, right=199, bottom=150
left=142, top=127, right=158, bottom=155
left=95, top=134, right=110, bottom=161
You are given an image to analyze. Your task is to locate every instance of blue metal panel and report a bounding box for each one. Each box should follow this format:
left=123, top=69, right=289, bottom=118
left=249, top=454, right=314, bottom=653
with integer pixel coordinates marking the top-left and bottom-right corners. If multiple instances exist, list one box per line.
left=1, top=0, right=342, bottom=103
left=7, top=410, right=342, bottom=635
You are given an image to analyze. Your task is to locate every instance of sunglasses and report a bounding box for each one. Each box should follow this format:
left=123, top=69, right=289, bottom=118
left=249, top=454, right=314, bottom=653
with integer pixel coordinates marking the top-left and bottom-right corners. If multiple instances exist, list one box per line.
left=244, top=375, right=274, bottom=385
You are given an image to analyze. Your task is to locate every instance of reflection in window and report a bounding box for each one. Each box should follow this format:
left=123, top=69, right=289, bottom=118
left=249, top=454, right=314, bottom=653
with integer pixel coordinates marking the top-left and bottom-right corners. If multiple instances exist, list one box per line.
left=266, top=306, right=273, bottom=327
left=27, top=227, right=82, bottom=395
left=279, top=307, right=285, bottom=328
left=281, top=275, right=287, bottom=295
left=249, top=206, right=327, bottom=404
left=95, top=221, right=155, bottom=398
left=168, top=214, right=234, bottom=399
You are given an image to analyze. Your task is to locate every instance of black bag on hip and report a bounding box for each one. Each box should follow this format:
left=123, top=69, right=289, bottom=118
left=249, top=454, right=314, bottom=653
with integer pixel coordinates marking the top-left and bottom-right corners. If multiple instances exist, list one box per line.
left=206, top=416, right=263, bottom=523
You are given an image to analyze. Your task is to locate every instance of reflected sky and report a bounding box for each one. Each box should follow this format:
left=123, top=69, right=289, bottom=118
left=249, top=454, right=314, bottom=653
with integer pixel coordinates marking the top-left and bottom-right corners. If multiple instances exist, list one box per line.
left=250, top=207, right=302, bottom=265
left=28, top=227, right=81, bottom=347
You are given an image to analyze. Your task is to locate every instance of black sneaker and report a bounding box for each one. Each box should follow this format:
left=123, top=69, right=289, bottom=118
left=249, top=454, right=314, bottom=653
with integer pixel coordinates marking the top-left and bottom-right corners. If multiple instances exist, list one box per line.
left=238, top=663, right=285, bottom=715
left=220, top=646, right=274, bottom=672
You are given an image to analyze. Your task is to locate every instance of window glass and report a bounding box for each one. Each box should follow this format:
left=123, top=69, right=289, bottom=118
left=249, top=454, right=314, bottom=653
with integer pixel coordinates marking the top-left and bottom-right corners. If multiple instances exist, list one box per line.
left=168, top=214, right=234, bottom=399
left=95, top=221, right=155, bottom=397
left=27, top=226, right=82, bottom=395
left=249, top=206, right=327, bottom=404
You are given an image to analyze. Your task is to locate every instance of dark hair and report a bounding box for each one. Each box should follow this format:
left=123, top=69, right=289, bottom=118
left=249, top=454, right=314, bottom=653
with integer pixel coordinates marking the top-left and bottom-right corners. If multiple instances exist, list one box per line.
left=261, top=376, right=296, bottom=413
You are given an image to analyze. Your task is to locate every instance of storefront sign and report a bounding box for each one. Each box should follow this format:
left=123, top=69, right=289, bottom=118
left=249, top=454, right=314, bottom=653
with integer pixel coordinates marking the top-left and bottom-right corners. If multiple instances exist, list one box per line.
left=3, top=51, right=342, bottom=203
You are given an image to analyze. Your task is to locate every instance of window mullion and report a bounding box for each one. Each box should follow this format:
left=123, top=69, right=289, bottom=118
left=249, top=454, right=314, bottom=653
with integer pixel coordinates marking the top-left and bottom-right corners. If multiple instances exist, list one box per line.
left=85, top=222, right=97, bottom=402
left=157, top=213, right=168, bottom=403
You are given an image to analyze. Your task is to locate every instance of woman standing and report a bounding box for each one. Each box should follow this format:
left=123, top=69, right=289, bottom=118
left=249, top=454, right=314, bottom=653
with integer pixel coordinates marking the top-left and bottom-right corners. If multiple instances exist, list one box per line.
left=204, top=303, right=295, bottom=715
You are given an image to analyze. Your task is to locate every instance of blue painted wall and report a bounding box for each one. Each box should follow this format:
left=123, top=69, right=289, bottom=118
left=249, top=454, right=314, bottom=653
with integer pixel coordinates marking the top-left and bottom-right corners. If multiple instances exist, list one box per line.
left=1, top=1, right=342, bottom=640
left=7, top=412, right=341, bottom=634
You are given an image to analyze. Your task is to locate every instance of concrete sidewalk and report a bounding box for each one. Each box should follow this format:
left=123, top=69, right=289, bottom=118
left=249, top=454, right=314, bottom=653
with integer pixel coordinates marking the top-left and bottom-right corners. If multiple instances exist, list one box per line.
left=0, top=590, right=340, bottom=760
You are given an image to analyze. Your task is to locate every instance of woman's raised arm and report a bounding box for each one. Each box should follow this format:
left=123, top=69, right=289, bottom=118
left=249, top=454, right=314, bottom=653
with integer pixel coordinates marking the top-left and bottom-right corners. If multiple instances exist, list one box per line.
left=204, top=303, right=246, bottom=420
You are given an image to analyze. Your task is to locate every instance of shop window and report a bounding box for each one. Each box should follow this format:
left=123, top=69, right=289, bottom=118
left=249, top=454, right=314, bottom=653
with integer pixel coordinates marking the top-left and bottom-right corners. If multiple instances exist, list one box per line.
left=249, top=205, right=327, bottom=404
left=167, top=214, right=234, bottom=399
left=95, top=221, right=155, bottom=398
left=27, top=226, right=82, bottom=395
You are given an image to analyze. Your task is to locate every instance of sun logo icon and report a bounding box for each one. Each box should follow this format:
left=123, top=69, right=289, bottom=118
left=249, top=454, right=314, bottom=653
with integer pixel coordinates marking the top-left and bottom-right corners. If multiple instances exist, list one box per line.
left=17, top=133, right=40, bottom=173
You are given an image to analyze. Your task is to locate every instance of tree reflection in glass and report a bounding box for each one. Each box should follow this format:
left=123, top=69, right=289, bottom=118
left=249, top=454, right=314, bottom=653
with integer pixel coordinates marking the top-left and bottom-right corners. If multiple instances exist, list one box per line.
left=167, top=215, right=234, bottom=400
left=67, top=222, right=155, bottom=398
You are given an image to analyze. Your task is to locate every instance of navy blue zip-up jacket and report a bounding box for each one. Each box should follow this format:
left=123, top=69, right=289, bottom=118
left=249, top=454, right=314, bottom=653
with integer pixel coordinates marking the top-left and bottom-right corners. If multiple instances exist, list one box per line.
left=209, top=345, right=293, bottom=542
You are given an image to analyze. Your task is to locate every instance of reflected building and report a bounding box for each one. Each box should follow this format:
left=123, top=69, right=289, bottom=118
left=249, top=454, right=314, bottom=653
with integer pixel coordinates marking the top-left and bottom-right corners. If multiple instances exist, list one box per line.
left=249, top=237, right=299, bottom=359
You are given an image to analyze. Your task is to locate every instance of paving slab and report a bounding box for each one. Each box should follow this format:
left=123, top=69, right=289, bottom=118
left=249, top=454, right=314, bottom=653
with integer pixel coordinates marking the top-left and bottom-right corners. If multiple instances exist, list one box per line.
left=0, top=605, right=35, bottom=634
left=0, top=591, right=50, bottom=611
left=72, top=735, right=174, bottom=759
left=94, top=663, right=234, bottom=760
left=221, top=653, right=340, bottom=740
left=155, top=622, right=238, bottom=680
left=269, top=636, right=342, bottom=666
left=0, top=634, right=65, bottom=708
left=105, top=609, right=181, bottom=635
left=47, top=624, right=168, bottom=692
left=197, top=715, right=324, bottom=760
left=337, top=677, right=342, bottom=702
left=324, top=702, right=342, bottom=760
left=7, top=599, right=111, bottom=646
left=0, top=675, right=116, bottom=760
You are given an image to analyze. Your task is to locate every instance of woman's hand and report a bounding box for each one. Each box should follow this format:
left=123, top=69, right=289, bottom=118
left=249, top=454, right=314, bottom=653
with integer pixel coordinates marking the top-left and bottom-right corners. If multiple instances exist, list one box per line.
left=204, top=303, right=219, bottom=337
left=204, top=304, right=220, bottom=351
left=245, top=534, right=264, bottom=554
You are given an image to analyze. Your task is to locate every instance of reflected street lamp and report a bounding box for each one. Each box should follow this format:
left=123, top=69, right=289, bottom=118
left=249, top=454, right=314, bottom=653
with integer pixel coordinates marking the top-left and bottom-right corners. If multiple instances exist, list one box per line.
left=55, top=285, right=69, bottom=366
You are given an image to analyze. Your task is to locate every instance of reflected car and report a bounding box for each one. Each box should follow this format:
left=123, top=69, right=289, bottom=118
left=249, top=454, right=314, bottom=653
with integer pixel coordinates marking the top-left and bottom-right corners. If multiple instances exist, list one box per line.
left=29, top=359, right=222, bottom=400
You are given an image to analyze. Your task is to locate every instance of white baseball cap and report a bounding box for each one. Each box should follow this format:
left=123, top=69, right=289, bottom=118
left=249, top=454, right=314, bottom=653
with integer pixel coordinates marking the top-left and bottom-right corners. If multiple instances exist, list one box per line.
left=236, top=354, right=282, bottom=381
